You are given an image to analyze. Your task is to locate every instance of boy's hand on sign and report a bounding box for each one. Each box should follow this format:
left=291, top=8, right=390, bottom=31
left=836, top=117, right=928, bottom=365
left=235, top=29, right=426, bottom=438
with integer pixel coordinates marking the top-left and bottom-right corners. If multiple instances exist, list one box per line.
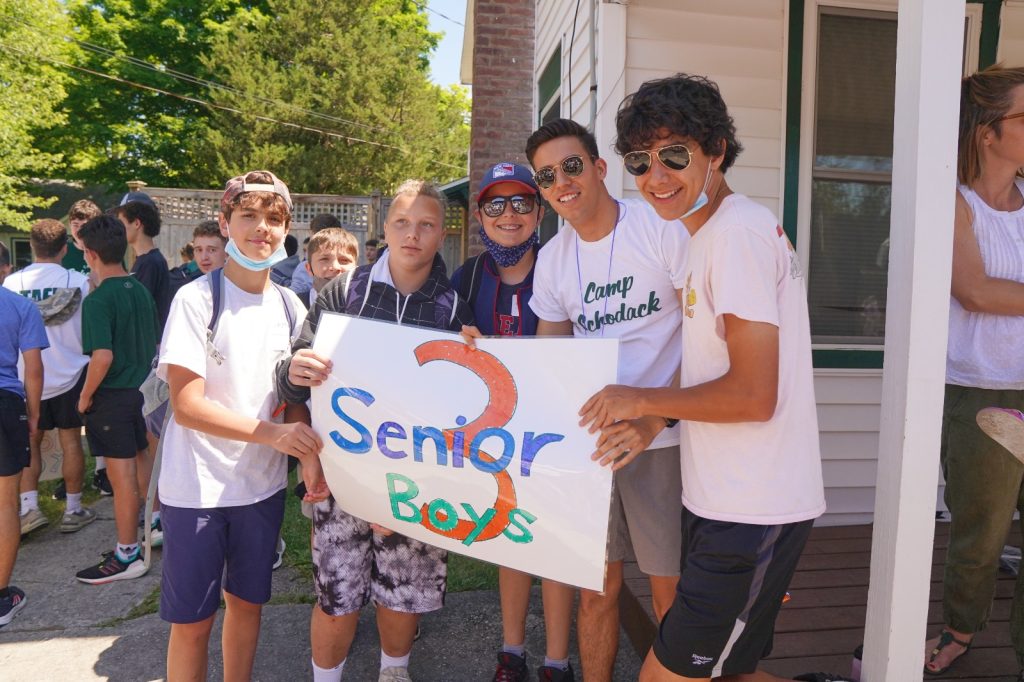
left=301, top=454, right=331, bottom=503
left=370, top=523, right=395, bottom=537
left=591, top=415, right=663, bottom=470
left=579, top=384, right=642, bottom=432
left=289, top=349, right=332, bottom=387
left=460, top=325, right=483, bottom=348
left=271, top=421, right=323, bottom=459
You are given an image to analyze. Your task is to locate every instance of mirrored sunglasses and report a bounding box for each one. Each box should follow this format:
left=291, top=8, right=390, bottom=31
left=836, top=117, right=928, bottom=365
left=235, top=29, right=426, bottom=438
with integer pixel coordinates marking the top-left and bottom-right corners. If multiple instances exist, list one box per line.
left=622, top=144, right=693, bottom=177
left=533, top=155, right=586, bottom=189
left=479, top=194, right=537, bottom=218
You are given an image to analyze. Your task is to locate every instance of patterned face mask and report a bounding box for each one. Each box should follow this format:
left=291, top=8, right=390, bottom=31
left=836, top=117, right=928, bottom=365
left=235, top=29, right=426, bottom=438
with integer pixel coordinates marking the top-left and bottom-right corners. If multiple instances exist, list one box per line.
left=478, top=227, right=539, bottom=267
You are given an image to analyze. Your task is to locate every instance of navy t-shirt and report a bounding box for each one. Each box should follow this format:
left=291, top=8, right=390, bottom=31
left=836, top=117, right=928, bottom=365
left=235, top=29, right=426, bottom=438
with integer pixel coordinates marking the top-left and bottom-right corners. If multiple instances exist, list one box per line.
left=131, top=249, right=171, bottom=334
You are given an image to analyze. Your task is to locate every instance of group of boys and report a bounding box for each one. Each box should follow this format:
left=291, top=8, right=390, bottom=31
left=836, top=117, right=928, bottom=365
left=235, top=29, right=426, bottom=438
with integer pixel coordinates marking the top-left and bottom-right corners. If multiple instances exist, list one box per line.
left=0, top=72, right=834, bottom=682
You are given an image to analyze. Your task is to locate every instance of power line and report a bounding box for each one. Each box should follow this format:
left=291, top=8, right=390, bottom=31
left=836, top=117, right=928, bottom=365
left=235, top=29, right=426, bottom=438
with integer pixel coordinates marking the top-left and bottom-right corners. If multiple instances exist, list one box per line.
left=410, top=0, right=465, bottom=27
left=3, top=42, right=465, bottom=172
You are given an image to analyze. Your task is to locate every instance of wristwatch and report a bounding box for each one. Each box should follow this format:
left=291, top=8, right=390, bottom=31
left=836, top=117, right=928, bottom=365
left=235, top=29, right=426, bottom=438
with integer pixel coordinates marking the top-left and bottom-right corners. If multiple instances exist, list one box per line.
left=663, top=417, right=679, bottom=428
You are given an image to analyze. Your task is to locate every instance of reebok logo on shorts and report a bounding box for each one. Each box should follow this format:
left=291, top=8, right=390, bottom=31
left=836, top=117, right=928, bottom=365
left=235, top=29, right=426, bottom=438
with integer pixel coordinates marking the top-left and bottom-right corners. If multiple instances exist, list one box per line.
left=691, top=654, right=714, bottom=667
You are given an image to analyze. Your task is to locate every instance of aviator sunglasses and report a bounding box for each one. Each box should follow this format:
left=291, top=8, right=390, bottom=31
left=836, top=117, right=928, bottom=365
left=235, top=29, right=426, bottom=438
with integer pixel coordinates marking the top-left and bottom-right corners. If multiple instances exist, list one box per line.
left=479, top=194, right=537, bottom=218
left=622, top=144, right=693, bottom=177
left=533, top=155, right=586, bottom=189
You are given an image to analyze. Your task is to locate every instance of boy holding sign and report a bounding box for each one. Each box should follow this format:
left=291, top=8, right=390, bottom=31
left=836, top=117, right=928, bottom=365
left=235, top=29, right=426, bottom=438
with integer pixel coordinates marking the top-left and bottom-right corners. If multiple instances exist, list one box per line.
left=582, top=74, right=826, bottom=681
left=277, top=180, right=474, bottom=682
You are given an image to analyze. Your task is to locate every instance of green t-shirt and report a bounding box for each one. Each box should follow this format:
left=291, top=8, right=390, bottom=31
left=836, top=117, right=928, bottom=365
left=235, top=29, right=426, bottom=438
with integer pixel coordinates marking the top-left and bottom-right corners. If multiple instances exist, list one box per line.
left=62, top=242, right=90, bottom=275
left=81, top=275, right=158, bottom=389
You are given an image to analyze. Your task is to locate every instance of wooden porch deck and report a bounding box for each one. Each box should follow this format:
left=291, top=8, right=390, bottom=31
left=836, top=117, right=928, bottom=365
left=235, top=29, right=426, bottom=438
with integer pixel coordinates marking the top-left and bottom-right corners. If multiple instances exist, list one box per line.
left=619, top=521, right=1022, bottom=680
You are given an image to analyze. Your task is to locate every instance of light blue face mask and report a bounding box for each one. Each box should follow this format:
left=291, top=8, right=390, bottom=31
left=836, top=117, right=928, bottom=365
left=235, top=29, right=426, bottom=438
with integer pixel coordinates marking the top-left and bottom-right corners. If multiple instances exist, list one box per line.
left=680, top=161, right=714, bottom=219
left=225, top=238, right=288, bottom=271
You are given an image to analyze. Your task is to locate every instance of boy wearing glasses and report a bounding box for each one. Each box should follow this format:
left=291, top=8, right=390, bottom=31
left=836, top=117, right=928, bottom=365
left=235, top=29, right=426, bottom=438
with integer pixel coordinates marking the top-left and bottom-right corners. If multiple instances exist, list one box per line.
left=524, top=118, right=689, bottom=682
left=581, top=75, right=826, bottom=681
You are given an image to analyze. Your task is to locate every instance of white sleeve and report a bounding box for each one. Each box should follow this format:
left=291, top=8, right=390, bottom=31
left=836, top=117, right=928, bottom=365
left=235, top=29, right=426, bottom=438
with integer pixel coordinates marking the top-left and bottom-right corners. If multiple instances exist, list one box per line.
left=710, top=226, right=780, bottom=327
left=157, top=285, right=212, bottom=380
left=528, top=249, right=571, bottom=323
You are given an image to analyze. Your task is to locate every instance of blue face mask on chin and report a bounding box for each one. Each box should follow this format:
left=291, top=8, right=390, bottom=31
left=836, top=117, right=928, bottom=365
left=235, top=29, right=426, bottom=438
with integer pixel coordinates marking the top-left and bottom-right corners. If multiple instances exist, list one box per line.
left=680, top=162, right=714, bottom=219
left=225, top=238, right=288, bottom=271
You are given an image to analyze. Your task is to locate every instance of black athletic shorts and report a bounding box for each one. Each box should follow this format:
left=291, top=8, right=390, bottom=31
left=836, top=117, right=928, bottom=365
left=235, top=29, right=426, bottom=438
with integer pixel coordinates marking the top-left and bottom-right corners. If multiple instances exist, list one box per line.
left=653, top=509, right=813, bottom=678
left=39, top=369, right=86, bottom=431
left=0, top=389, right=30, bottom=476
left=81, top=387, right=147, bottom=459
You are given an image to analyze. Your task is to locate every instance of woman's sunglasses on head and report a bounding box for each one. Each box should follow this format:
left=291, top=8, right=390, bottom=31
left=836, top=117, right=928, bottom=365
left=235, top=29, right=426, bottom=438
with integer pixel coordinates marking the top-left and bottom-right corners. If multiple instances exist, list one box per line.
left=479, top=195, right=537, bottom=218
left=533, top=155, right=586, bottom=189
left=622, top=144, right=693, bottom=177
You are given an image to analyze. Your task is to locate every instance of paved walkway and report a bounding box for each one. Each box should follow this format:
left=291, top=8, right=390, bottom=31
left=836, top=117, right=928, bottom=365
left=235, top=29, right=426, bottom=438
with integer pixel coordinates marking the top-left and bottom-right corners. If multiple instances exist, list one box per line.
left=0, top=496, right=642, bottom=680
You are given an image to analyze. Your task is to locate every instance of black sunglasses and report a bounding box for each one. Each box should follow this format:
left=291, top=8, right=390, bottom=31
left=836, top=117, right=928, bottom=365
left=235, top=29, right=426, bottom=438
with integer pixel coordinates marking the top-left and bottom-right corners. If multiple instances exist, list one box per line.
left=533, top=155, right=586, bottom=189
left=479, top=194, right=537, bottom=218
left=622, top=144, right=693, bottom=177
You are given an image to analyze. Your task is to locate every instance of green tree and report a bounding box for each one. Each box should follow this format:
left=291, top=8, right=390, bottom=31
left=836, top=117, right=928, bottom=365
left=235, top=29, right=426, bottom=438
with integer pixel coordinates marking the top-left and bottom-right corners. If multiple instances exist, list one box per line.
left=194, top=0, right=469, bottom=194
left=0, top=0, right=71, bottom=230
left=36, top=0, right=269, bottom=189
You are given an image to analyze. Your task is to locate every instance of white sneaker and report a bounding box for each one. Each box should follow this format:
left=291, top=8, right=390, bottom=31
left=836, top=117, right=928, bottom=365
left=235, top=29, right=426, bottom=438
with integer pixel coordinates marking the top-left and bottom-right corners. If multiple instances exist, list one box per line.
left=977, top=407, right=1024, bottom=463
left=60, top=507, right=97, bottom=533
left=272, top=537, right=286, bottom=571
left=378, top=667, right=413, bottom=682
left=19, top=509, right=48, bottom=535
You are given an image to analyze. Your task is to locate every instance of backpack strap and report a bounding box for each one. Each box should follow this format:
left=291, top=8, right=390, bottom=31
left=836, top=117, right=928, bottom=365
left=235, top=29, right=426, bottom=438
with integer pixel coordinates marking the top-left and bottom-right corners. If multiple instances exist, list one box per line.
left=270, top=281, right=296, bottom=331
left=208, top=267, right=225, bottom=334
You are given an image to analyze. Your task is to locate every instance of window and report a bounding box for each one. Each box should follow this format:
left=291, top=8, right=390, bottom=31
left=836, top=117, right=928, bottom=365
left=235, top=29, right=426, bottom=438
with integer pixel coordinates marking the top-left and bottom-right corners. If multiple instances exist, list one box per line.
left=11, top=238, right=31, bottom=272
left=801, top=5, right=982, bottom=346
left=537, top=48, right=562, bottom=244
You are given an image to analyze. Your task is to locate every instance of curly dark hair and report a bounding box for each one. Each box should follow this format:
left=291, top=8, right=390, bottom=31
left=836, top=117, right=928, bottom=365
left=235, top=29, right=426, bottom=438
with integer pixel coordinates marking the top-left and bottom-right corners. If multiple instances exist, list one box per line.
left=525, top=118, right=600, bottom=166
left=615, top=74, right=742, bottom=173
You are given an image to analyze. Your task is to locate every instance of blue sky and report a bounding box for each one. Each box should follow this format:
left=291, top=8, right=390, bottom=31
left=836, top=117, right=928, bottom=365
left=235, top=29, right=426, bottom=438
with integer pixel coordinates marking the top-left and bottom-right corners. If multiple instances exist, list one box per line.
left=424, top=0, right=469, bottom=90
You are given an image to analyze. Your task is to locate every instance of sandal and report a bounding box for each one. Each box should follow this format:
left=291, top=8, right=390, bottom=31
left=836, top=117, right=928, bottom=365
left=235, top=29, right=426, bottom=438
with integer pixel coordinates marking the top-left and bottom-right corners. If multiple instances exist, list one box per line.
left=924, top=629, right=972, bottom=676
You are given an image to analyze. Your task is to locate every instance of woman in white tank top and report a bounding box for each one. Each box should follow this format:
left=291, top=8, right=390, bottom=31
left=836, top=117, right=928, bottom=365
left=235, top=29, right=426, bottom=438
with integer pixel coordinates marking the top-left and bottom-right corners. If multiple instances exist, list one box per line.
left=926, top=66, right=1024, bottom=677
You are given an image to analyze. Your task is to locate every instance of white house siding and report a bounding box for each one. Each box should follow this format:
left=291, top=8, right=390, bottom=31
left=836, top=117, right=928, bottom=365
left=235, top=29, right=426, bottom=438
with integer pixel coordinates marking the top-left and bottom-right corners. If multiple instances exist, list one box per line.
left=1000, top=1, right=1024, bottom=65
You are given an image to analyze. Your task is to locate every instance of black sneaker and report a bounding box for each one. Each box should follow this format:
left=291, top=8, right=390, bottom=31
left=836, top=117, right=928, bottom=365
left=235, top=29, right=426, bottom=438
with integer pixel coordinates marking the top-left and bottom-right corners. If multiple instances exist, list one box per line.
left=52, top=479, right=66, bottom=500
left=93, top=469, right=113, bottom=496
left=0, top=586, right=26, bottom=627
left=75, top=549, right=147, bottom=584
left=538, top=664, right=575, bottom=682
left=493, top=651, right=528, bottom=682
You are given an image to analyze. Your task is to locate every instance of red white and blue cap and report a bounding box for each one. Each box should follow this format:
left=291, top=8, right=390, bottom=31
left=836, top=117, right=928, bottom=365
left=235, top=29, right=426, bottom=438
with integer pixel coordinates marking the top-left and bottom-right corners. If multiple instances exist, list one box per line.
left=220, top=170, right=293, bottom=212
left=477, top=162, right=539, bottom=202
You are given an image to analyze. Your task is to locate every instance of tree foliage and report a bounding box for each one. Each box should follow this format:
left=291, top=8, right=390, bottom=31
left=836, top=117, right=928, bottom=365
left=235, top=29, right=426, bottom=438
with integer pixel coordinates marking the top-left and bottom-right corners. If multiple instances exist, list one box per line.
left=194, top=0, right=469, bottom=193
left=0, top=0, right=72, bottom=230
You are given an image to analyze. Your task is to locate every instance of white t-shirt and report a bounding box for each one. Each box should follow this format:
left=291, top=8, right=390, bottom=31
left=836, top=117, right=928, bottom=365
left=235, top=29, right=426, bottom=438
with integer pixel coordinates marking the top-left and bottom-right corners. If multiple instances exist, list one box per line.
left=679, top=194, right=825, bottom=525
left=3, top=263, right=90, bottom=399
left=157, top=274, right=304, bottom=508
left=530, top=198, right=688, bottom=450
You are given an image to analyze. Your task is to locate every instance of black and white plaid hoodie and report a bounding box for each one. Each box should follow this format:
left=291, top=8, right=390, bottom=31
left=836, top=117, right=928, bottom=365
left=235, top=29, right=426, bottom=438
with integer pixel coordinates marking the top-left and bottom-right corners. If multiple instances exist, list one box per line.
left=275, top=251, right=475, bottom=405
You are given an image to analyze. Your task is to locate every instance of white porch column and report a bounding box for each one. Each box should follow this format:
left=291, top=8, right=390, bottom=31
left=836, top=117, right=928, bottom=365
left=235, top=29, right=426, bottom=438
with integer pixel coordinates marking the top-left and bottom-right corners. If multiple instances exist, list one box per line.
left=862, top=1, right=963, bottom=680
left=594, top=0, right=628, bottom=197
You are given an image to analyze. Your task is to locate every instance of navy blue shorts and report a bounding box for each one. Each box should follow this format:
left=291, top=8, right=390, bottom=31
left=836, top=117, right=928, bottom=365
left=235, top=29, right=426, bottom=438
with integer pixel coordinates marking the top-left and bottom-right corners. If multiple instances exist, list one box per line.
left=159, top=489, right=286, bottom=624
left=652, top=509, right=813, bottom=678
left=0, top=390, right=29, bottom=477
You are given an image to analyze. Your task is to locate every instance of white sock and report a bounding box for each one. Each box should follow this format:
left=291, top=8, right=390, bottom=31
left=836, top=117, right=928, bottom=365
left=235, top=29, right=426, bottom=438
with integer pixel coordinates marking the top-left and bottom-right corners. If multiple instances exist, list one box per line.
left=116, top=543, right=139, bottom=562
left=544, top=657, right=570, bottom=671
left=66, top=492, right=83, bottom=513
left=151, top=510, right=161, bottom=524
left=380, top=650, right=410, bottom=670
left=312, top=657, right=345, bottom=682
left=503, top=643, right=526, bottom=657
left=20, top=491, right=38, bottom=513
left=95, top=457, right=106, bottom=471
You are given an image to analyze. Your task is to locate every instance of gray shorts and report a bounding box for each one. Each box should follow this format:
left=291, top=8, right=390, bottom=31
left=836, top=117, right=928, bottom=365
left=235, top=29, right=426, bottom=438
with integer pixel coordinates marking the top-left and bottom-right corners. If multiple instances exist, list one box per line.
left=607, top=445, right=682, bottom=576
left=311, top=496, right=447, bottom=616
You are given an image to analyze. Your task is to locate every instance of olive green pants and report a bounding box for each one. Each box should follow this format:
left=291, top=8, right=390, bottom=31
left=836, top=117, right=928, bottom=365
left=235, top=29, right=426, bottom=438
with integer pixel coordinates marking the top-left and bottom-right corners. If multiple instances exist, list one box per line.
left=941, top=383, right=1024, bottom=664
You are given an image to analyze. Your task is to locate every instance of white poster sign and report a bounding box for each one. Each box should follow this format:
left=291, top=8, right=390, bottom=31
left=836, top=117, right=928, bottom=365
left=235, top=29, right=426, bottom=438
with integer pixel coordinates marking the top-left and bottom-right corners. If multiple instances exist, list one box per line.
left=310, top=314, right=618, bottom=591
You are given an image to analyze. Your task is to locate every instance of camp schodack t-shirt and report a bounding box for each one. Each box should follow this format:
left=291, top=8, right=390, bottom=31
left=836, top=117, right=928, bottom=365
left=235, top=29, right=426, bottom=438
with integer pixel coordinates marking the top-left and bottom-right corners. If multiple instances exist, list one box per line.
left=529, top=198, right=689, bottom=451
left=679, top=193, right=825, bottom=525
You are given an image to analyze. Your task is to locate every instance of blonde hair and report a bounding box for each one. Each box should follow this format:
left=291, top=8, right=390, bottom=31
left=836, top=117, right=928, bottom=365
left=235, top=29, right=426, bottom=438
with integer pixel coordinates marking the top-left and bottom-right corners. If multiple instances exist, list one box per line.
left=387, top=179, right=447, bottom=220
left=959, top=65, right=1024, bottom=185
left=307, top=227, right=359, bottom=262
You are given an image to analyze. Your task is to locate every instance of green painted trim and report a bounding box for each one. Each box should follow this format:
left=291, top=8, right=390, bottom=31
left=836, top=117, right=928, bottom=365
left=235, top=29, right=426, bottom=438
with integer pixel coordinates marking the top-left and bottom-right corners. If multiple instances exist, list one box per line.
left=538, top=46, right=562, bottom=121
left=782, top=0, right=804, bottom=246
left=970, top=0, right=1001, bottom=68
left=812, top=349, right=884, bottom=369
